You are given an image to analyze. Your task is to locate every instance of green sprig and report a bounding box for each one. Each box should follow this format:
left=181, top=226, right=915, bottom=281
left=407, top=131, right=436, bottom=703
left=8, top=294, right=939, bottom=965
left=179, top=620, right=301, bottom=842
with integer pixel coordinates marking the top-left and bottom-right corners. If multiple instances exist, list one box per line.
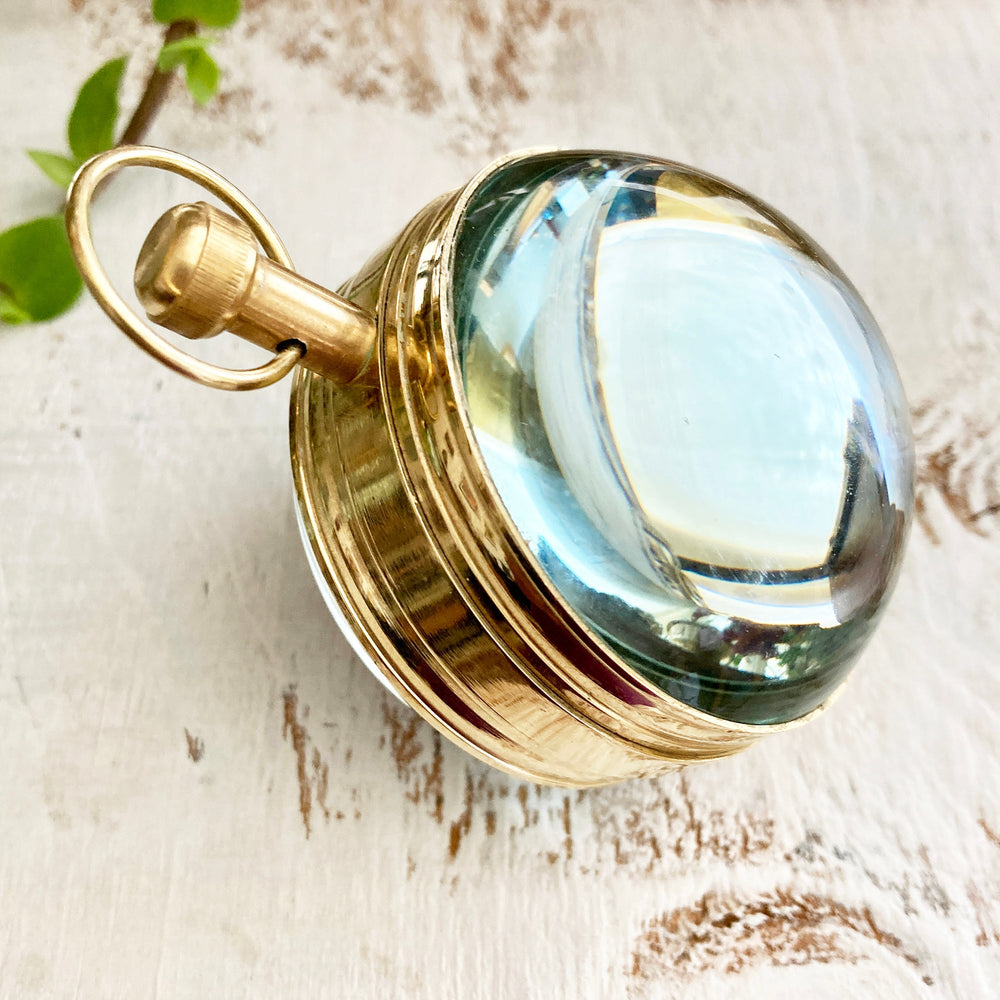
left=2, top=1, right=241, bottom=327
left=0, top=217, right=82, bottom=324
left=68, top=56, right=129, bottom=162
left=26, top=152, right=79, bottom=190
left=158, top=35, right=221, bottom=104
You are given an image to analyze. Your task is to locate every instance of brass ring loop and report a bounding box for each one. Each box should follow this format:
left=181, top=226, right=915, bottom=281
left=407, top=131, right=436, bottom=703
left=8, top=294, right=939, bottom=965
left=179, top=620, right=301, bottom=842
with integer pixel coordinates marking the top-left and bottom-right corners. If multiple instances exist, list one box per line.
left=66, top=145, right=304, bottom=392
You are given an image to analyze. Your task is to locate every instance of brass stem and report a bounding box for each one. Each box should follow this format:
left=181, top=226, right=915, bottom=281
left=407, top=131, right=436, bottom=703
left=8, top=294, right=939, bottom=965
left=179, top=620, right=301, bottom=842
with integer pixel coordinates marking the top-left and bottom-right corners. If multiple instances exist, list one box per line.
left=134, top=201, right=377, bottom=385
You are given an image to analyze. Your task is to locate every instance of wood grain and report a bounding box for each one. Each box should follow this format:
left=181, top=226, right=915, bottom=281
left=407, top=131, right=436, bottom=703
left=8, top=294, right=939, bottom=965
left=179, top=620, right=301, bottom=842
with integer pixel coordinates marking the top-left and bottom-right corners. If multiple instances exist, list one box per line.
left=1, top=0, right=998, bottom=996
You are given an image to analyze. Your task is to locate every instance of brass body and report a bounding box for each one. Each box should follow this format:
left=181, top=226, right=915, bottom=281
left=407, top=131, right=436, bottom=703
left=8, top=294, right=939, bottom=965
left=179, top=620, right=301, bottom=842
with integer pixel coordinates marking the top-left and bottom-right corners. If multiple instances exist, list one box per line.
left=289, top=154, right=807, bottom=787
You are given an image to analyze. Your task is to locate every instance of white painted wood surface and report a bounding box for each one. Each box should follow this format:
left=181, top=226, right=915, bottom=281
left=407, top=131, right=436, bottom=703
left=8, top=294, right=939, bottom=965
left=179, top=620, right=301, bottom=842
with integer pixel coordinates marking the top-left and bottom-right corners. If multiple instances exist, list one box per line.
left=2, top=1, right=998, bottom=996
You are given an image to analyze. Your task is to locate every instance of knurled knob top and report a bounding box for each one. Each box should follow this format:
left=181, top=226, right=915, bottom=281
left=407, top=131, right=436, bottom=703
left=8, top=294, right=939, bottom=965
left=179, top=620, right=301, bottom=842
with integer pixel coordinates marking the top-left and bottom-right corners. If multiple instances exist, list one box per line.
left=134, top=201, right=258, bottom=340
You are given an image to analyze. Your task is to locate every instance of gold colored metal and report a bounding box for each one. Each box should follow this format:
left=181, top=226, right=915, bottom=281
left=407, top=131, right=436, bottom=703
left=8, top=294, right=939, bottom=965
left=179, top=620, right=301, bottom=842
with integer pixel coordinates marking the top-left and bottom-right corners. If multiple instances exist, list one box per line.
left=135, top=202, right=258, bottom=340
left=290, top=150, right=824, bottom=787
left=135, top=202, right=377, bottom=384
left=66, top=145, right=303, bottom=391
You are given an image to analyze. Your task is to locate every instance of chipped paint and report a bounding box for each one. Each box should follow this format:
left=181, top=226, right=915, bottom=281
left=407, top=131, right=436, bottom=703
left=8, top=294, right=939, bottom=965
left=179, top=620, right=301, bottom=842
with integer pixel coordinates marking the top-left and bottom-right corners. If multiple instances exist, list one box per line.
left=913, top=390, right=1000, bottom=542
left=184, top=728, right=204, bottom=763
left=587, top=775, right=774, bottom=872
left=448, top=772, right=475, bottom=860
left=237, top=0, right=593, bottom=153
left=980, top=818, right=1000, bottom=852
left=968, top=882, right=1000, bottom=948
left=628, top=890, right=929, bottom=991
left=282, top=685, right=334, bottom=838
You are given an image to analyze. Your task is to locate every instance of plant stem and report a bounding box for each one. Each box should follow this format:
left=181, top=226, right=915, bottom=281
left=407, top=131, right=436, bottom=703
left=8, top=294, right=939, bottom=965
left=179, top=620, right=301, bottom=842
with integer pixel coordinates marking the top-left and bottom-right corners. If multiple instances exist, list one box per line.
left=119, top=20, right=196, bottom=147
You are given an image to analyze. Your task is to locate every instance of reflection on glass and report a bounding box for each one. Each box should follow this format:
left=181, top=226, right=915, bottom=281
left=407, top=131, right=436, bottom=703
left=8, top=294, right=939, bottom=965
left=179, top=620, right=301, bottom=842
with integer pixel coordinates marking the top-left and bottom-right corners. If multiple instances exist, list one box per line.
left=452, top=154, right=914, bottom=724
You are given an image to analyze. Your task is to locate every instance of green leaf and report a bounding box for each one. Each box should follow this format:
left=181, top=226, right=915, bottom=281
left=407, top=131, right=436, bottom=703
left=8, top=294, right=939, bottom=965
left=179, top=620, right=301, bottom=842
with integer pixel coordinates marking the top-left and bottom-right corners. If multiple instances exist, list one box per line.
left=157, top=34, right=215, bottom=72
left=184, top=50, right=220, bottom=105
left=0, top=288, right=32, bottom=325
left=67, top=56, right=128, bottom=162
left=152, top=0, right=240, bottom=28
left=0, top=216, right=83, bottom=324
left=155, top=36, right=221, bottom=105
left=27, top=150, right=80, bottom=189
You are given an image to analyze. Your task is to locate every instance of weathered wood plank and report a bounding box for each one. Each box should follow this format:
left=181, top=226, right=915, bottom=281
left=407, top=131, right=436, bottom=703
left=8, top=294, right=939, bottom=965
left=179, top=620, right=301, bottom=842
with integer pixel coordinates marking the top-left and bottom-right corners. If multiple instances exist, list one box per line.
left=0, top=1, right=997, bottom=996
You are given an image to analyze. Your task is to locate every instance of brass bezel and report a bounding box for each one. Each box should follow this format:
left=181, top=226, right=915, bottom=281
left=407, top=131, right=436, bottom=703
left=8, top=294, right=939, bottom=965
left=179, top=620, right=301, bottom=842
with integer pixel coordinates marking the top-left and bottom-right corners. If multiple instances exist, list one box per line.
left=291, top=150, right=829, bottom=787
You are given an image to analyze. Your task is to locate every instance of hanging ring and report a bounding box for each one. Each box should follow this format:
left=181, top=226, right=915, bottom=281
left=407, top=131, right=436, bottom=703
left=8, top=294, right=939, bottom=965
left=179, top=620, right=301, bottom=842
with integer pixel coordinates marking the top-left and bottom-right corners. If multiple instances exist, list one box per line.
left=66, top=145, right=304, bottom=392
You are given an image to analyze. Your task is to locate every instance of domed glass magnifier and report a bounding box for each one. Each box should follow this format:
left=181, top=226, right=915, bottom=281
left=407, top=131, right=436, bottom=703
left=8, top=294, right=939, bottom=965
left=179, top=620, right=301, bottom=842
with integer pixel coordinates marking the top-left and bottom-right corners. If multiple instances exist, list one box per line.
left=66, top=146, right=914, bottom=787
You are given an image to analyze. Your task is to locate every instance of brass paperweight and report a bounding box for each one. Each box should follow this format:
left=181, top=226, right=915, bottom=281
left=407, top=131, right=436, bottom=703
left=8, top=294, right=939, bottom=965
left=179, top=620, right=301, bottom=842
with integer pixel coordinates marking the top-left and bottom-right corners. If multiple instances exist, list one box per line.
left=66, top=145, right=914, bottom=787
